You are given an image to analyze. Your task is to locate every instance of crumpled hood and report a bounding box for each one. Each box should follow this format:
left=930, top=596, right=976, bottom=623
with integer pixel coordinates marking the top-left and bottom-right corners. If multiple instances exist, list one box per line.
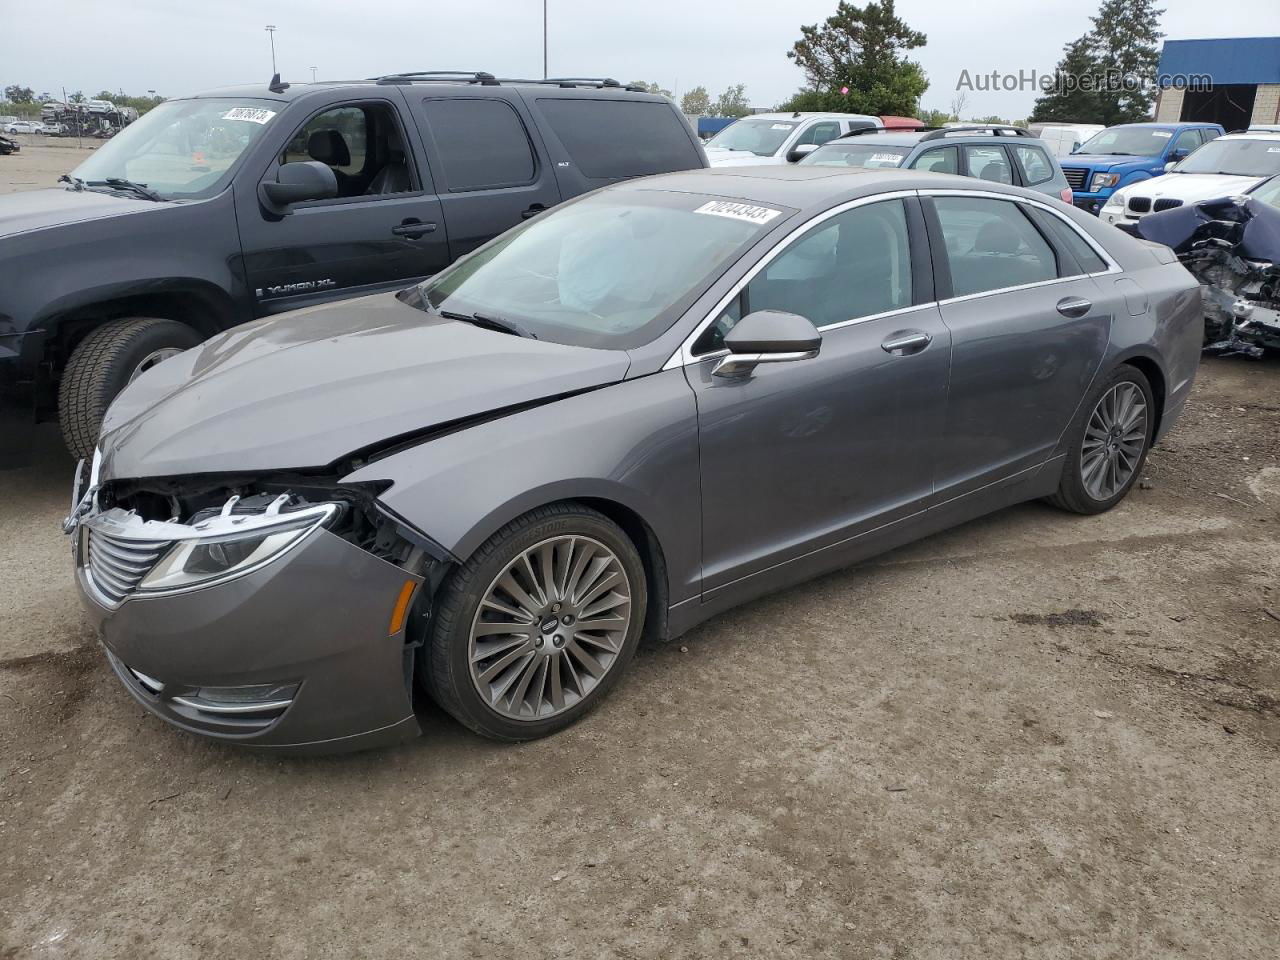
left=98, top=292, right=632, bottom=480
left=0, top=187, right=157, bottom=237
left=704, top=149, right=780, bottom=168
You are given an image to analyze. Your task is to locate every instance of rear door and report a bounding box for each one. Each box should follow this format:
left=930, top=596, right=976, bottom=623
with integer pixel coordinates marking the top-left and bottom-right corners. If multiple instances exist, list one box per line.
left=922, top=191, right=1118, bottom=499
left=235, top=90, right=451, bottom=315
left=406, top=91, right=562, bottom=260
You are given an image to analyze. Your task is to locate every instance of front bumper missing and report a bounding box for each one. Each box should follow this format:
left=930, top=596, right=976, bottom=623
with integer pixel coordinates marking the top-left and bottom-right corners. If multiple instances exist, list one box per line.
left=76, top=524, right=424, bottom=752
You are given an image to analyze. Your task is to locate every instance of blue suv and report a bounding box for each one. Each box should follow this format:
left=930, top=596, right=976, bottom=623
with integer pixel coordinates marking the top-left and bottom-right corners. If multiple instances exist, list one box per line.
left=1063, top=122, right=1225, bottom=214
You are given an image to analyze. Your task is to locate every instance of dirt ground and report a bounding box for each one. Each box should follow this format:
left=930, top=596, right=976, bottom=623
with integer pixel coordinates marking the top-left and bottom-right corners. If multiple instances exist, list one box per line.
left=0, top=140, right=99, bottom=195
left=2, top=145, right=1280, bottom=959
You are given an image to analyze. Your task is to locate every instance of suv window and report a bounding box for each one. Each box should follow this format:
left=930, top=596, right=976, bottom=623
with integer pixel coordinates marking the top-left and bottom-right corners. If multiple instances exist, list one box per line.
left=695, top=199, right=913, bottom=352
left=964, top=145, right=1013, bottom=184
left=1172, top=129, right=1200, bottom=156
left=281, top=101, right=416, bottom=198
left=1012, top=144, right=1054, bottom=185
left=421, top=98, right=535, bottom=192
left=934, top=196, right=1057, bottom=296
left=1024, top=206, right=1109, bottom=275
left=910, top=146, right=958, bottom=174
left=795, top=121, right=842, bottom=148
left=536, top=98, right=700, bottom=179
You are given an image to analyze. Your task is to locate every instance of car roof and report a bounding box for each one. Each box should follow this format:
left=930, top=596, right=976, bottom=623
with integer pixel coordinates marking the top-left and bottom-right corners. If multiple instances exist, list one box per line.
left=1109, top=121, right=1216, bottom=130
left=823, top=132, right=926, bottom=147
left=740, top=111, right=880, bottom=122
left=1217, top=131, right=1280, bottom=141
left=619, top=164, right=1042, bottom=212
left=177, top=78, right=674, bottom=104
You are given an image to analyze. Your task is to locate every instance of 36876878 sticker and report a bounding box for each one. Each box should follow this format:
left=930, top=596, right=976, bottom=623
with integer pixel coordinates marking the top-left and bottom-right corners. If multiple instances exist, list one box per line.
left=693, top=200, right=783, bottom=225
left=222, top=107, right=277, bottom=125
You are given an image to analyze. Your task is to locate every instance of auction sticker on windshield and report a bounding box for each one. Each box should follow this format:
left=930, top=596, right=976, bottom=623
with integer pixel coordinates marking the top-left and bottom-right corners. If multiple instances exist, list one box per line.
left=694, top=200, right=783, bottom=225
left=222, top=107, right=277, bottom=124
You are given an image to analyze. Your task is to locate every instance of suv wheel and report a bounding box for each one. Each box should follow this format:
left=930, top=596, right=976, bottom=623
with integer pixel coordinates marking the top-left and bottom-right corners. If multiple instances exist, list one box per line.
left=58, top=318, right=202, bottom=460
left=422, top=503, right=647, bottom=741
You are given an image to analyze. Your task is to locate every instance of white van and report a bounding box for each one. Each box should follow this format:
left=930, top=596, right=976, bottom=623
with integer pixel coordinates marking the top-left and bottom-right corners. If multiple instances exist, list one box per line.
left=1029, top=123, right=1104, bottom=157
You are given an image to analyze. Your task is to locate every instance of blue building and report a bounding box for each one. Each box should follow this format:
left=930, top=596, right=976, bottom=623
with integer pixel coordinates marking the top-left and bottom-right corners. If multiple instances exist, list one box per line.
left=1155, top=37, right=1280, bottom=131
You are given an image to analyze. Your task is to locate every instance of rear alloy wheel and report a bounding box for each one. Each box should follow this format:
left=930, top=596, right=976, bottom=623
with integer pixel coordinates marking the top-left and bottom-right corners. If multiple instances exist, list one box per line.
left=58, top=317, right=202, bottom=460
left=1047, top=365, right=1154, bottom=515
left=423, top=503, right=646, bottom=741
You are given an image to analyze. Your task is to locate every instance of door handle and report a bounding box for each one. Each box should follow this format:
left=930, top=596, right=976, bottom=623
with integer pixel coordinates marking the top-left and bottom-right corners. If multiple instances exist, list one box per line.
left=1056, top=296, right=1092, bottom=318
left=521, top=204, right=546, bottom=220
left=391, top=219, right=437, bottom=238
left=880, top=330, right=932, bottom=355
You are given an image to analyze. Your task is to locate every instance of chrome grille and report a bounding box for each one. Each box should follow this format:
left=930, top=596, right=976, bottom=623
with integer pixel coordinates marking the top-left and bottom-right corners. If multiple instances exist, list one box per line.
left=1153, top=198, right=1183, bottom=212
left=1061, top=167, right=1087, bottom=191
left=86, top=529, right=170, bottom=605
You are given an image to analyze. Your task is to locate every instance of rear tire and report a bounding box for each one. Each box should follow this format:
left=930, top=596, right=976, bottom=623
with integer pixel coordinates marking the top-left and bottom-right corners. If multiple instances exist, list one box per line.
left=58, top=317, right=201, bottom=460
left=422, top=502, right=647, bottom=742
left=1046, top=365, right=1154, bottom=515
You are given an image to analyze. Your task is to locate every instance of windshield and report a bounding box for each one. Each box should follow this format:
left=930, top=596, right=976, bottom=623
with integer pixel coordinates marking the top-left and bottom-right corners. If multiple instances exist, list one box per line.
left=1253, top=176, right=1280, bottom=209
left=800, top=142, right=910, bottom=168
left=417, top=191, right=783, bottom=349
left=1076, top=127, right=1174, bottom=157
left=1174, top=138, right=1280, bottom=177
left=706, top=119, right=798, bottom=157
left=71, top=98, right=280, bottom=199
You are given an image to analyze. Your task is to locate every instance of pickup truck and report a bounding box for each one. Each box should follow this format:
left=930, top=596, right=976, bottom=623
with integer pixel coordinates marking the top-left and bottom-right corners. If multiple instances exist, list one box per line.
left=0, top=72, right=707, bottom=460
left=1061, top=121, right=1225, bottom=215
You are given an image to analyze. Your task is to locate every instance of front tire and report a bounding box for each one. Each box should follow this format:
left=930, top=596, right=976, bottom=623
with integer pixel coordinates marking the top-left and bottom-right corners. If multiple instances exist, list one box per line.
left=58, top=317, right=202, bottom=460
left=422, top=503, right=647, bottom=741
left=1047, top=365, right=1154, bottom=515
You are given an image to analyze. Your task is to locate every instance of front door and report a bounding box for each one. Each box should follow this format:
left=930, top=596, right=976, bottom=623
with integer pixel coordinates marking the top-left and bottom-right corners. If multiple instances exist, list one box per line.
left=237, top=96, right=451, bottom=315
left=687, top=198, right=951, bottom=592
left=923, top=193, right=1115, bottom=498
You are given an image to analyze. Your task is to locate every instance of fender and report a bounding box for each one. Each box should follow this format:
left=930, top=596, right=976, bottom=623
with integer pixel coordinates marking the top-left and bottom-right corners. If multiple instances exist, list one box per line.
left=344, top=369, right=705, bottom=607
left=35, top=277, right=242, bottom=343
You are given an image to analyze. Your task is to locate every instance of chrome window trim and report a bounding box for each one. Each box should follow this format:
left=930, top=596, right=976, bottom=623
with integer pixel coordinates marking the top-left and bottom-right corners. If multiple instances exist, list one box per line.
left=662, top=187, right=1122, bottom=370
left=663, top=190, right=919, bottom=369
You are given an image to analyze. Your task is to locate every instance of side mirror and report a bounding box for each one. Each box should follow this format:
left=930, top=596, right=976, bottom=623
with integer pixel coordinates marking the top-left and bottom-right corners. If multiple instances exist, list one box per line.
left=259, top=160, right=338, bottom=214
left=787, top=143, right=819, bottom=163
left=1164, top=161, right=1177, bottom=173
left=1170, top=148, right=1189, bottom=162
left=713, top=310, right=821, bottom=378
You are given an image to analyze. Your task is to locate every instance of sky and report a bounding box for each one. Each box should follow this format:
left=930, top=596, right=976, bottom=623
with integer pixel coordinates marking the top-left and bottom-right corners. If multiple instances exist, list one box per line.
left=2, top=0, right=1275, bottom=119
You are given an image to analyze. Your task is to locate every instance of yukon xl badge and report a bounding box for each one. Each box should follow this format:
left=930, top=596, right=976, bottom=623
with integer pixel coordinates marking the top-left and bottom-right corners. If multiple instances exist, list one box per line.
left=257, top=279, right=337, bottom=299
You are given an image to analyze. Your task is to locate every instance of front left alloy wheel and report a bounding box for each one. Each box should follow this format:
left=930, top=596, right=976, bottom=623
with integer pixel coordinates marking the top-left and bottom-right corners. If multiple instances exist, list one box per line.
left=422, top=503, right=647, bottom=741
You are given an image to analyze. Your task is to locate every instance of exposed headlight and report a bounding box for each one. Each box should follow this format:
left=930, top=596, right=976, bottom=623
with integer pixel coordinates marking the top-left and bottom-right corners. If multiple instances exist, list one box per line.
left=1091, top=172, right=1121, bottom=192
left=138, top=499, right=339, bottom=594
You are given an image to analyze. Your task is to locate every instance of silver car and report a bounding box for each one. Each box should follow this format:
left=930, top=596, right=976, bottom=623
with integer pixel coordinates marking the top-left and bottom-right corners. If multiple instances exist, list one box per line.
left=66, top=166, right=1202, bottom=753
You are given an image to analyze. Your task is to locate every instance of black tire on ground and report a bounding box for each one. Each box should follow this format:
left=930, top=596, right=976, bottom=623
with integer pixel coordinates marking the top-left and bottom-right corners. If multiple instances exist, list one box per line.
left=421, top=502, right=648, bottom=742
left=1046, top=364, right=1155, bottom=515
left=57, top=317, right=202, bottom=460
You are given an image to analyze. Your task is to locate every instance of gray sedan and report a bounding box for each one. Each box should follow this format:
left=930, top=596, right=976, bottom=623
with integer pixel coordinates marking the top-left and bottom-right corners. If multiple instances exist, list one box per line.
left=66, top=166, right=1202, bottom=753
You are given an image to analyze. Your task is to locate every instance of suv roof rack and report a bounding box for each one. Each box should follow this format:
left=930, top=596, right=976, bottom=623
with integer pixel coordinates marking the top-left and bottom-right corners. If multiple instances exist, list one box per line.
left=374, top=71, right=501, bottom=86
left=372, top=72, right=646, bottom=92
left=919, top=125, right=1033, bottom=141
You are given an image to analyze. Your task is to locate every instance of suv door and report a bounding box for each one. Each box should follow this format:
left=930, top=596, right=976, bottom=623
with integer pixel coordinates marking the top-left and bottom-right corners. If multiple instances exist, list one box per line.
left=235, top=93, right=451, bottom=315
left=686, top=197, right=951, bottom=593
left=922, top=192, right=1118, bottom=499
left=961, top=144, right=1015, bottom=185
left=408, top=92, right=562, bottom=259
left=1169, top=128, right=1201, bottom=165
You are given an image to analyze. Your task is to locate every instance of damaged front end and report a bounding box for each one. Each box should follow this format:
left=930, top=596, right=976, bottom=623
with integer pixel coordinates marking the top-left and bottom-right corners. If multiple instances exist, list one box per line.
left=1126, top=193, right=1280, bottom=358
left=64, top=453, right=452, bottom=752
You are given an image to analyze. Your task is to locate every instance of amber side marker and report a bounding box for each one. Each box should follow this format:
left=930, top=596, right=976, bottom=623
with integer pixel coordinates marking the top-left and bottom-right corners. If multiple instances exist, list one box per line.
left=388, top=580, right=418, bottom=636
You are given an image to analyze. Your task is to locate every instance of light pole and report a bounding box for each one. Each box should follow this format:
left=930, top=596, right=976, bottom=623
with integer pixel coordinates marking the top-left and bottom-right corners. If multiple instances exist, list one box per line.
left=542, top=0, right=547, bottom=79
left=310, top=66, right=317, bottom=83
left=265, top=25, right=278, bottom=75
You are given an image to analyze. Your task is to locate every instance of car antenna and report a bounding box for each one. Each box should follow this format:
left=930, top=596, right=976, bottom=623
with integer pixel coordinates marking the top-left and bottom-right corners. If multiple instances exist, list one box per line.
left=268, top=73, right=290, bottom=94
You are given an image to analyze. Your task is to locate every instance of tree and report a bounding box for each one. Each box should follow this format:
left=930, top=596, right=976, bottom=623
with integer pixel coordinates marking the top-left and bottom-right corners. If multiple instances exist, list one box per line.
left=712, top=84, right=751, bottom=118
left=1089, top=0, right=1164, bottom=123
left=681, top=85, right=711, bottom=115
left=782, top=0, right=928, bottom=117
left=919, top=108, right=954, bottom=127
left=69, top=91, right=84, bottom=103
left=4, top=85, right=34, bottom=104
left=627, top=81, right=672, bottom=98
left=1029, top=36, right=1102, bottom=123
left=949, top=92, right=968, bottom=121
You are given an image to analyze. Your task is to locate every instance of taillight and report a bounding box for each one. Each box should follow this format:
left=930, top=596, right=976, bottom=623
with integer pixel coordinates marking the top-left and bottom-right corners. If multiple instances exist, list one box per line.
left=1060, top=187, right=1074, bottom=204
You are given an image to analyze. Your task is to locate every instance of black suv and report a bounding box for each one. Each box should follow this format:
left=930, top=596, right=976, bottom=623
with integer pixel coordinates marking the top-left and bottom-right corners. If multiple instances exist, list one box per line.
left=0, top=71, right=707, bottom=460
